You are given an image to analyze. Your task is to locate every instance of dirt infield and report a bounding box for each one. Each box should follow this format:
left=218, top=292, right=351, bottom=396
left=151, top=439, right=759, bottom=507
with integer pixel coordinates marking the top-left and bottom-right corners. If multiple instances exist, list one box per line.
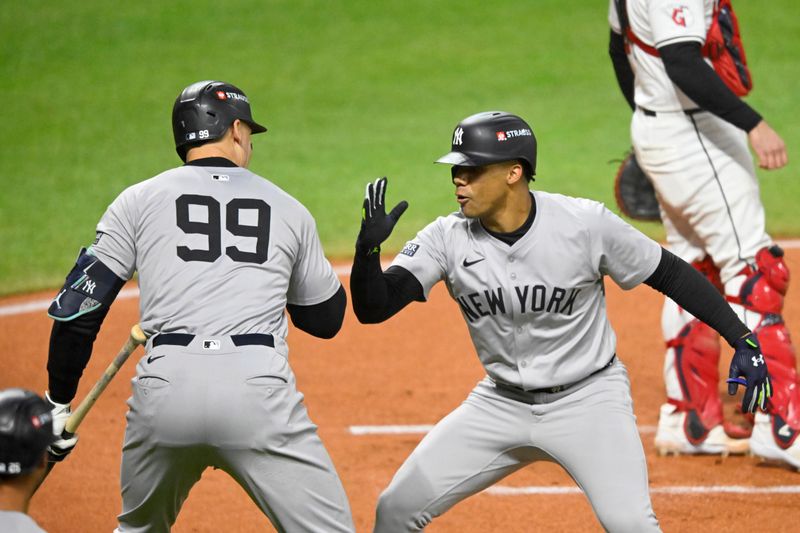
left=2, top=251, right=800, bottom=532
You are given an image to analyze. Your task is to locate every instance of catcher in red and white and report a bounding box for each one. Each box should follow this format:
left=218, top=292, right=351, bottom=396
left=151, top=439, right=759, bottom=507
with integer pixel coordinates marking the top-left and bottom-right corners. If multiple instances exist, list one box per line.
left=608, top=0, right=798, bottom=468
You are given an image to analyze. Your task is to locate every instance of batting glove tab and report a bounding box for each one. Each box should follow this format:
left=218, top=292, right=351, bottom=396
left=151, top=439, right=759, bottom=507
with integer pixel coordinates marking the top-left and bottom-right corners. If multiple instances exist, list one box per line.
left=44, top=391, right=79, bottom=462
left=356, top=177, right=408, bottom=256
left=726, top=333, right=772, bottom=414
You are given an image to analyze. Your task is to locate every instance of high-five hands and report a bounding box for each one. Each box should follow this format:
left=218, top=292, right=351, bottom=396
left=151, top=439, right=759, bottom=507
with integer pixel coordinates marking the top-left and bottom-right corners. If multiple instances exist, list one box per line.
left=357, top=177, right=408, bottom=256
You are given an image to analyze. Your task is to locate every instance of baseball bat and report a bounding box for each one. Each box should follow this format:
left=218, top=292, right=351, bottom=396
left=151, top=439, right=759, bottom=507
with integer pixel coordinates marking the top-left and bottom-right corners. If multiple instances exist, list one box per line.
left=64, top=324, right=147, bottom=433
left=34, top=324, right=147, bottom=494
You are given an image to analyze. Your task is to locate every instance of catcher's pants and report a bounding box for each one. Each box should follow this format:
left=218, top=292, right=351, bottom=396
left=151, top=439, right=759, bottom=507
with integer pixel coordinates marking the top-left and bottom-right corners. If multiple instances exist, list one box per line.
left=373, top=359, right=660, bottom=532
left=116, top=336, right=354, bottom=533
left=631, top=107, right=770, bottom=284
left=631, top=107, right=772, bottom=403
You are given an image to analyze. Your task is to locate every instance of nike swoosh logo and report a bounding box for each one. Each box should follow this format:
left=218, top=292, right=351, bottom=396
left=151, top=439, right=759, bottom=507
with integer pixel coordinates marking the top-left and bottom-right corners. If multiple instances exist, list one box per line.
left=778, top=424, right=794, bottom=438
left=462, top=258, right=485, bottom=268
left=147, top=355, right=166, bottom=364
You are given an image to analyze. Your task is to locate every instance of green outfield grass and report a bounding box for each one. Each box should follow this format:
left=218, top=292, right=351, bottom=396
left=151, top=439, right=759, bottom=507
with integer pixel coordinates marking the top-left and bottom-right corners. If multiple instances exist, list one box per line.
left=1, top=0, right=798, bottom=295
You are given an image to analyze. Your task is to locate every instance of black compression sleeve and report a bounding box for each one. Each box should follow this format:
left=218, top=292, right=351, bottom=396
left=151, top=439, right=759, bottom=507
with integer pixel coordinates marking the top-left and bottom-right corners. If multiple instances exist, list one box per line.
left=47, top=308, right=109, bottom=404
left=644, top=248, right=749, bottom=345
left=609, top=30, right=636, bottom=111
left=350, top=250, right=424, bottom=324
left=286, top=284, right=347, bottom=339
left=659, top=41, right=762, bottom=132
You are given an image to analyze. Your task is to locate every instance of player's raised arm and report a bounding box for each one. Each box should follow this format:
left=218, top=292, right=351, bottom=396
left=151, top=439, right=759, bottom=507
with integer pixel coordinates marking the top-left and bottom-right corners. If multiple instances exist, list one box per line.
left=350, top=177, right=423, bottom=324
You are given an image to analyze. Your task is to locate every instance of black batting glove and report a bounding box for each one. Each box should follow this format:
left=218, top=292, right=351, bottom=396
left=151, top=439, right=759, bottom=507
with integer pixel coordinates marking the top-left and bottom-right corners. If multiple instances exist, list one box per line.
left=356, top=177, right=408, bottom=256
left=726, top=333, right=772, bottom=414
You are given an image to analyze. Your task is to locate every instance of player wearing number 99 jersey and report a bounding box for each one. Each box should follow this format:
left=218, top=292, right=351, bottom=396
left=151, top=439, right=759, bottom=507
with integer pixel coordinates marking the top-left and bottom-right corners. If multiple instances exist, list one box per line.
left=43, top=81, right=355, bottom=532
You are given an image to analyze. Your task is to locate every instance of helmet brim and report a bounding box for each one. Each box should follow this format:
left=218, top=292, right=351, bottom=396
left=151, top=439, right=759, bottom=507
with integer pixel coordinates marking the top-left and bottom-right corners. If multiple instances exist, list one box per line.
left=245, top=120, right=268, bottom=135
left=435, top=151, right=476, bottom=166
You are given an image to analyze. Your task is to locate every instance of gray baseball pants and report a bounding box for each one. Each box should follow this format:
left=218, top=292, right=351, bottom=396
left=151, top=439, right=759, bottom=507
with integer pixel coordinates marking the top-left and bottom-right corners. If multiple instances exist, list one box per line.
left=373, top=359, right=660, bottom=532
left=115, top=336, right=354, bottom=533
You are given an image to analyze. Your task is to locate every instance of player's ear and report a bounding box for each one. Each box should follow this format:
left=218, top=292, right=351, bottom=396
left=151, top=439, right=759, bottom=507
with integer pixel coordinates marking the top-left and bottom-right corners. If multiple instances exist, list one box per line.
left=506, top=162, right=525, bottom=185
left=231, top=119, right=244, bottom=144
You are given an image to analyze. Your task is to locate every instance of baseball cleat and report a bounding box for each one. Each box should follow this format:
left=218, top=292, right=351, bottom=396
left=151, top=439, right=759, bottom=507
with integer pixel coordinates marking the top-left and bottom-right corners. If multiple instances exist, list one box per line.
left=748, top=412, right=800, bottom=471
left=654, top=403, right=749, bottom=456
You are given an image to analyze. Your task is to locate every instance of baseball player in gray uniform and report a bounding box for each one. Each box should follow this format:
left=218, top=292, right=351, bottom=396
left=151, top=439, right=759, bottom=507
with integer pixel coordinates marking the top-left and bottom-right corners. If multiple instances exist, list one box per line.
left=608, top=0, right=798, bottom=466
left=350, top=111, right=771, bottom=531
left=43, top=80, right=354, bottom=532
left=0, top=389, right=56, bottom=533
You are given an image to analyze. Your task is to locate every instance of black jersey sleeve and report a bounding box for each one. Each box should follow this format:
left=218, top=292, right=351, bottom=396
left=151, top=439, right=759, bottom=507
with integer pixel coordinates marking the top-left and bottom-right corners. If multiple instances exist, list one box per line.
left=350, top=250, right=424, bottom=324
left=47, top=306, right=111, bottom=404
left=644, top=248, right=749, bottom=345
left=286, top=284, right=347, bottom=339
left=609, top=30, right=636, bottom=111
left=658, top=41, right=762, bottom=132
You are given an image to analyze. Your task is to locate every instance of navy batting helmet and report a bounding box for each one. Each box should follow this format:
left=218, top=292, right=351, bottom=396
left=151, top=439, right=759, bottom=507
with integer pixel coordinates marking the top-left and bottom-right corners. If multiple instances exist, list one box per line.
left=172, top=80, right=268, bottom=162
left=436, top=111, right=537, bottom=179
left=0, top=389, right=56, bottom=476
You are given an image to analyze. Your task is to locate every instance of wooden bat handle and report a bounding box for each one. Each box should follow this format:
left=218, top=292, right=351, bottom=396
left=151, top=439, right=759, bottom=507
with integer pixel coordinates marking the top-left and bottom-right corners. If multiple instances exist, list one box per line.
left=64, top=324, right=147, bottom=434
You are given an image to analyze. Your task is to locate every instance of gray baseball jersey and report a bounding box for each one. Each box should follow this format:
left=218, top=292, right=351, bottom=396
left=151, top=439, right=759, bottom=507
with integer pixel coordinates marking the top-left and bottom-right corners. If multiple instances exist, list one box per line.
left=375, top=191, right=663, bottom=531
left=92, top=164, right=340, bottom=341
left=91, top=163, right=353, bottom=532
left=0, top=511, right=47, bottom=533
left=391, top=190, right=662, bottom=389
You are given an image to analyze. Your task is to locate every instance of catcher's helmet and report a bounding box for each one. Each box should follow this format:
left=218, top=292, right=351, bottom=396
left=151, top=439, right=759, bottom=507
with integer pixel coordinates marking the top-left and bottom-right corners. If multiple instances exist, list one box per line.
left=436, top=111, right=537, bottom=179
left=172, top=80, right=268, bottom=162
left=0, top=388, right=56, bottom=476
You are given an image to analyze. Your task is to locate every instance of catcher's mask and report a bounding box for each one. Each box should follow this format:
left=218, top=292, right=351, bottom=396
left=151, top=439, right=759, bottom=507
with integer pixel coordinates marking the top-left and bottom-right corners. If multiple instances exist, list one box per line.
left=172, top=80, right=268, bottom=162
left=436, top=111, right=537, bottom=180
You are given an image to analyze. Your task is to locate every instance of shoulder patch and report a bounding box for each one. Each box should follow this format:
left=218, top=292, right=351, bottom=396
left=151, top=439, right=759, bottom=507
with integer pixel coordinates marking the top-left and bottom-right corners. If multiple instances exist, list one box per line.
left=400, top=242, right=420, bottom=257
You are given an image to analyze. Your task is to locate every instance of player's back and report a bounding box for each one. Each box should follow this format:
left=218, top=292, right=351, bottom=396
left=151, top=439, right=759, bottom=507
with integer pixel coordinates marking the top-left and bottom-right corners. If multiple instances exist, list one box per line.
left=91, top=163, right=331, bottom=339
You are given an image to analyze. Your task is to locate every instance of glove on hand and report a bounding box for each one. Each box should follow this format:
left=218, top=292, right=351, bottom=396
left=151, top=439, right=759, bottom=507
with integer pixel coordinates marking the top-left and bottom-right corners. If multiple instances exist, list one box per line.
left=614, top=151, right=661, bottom=222
left=45, top=391, right=79, bottom=462
left=726, top=333, right=772, bottom=414
left=356, top=177, right=408, bottom=256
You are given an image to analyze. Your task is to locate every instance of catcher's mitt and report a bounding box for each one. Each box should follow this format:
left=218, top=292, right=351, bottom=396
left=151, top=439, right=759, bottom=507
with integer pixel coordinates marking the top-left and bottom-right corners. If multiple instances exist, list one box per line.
left=614, top=152, right=661, bottom=222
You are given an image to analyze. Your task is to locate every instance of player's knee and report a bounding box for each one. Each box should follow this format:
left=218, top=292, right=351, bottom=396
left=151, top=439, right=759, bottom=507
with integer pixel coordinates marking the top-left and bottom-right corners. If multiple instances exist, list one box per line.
left=374, top=485, right=431, bottom=532
left=731, top=245, right=790, bottom=315
left=597, top=508, right=660, bottom=533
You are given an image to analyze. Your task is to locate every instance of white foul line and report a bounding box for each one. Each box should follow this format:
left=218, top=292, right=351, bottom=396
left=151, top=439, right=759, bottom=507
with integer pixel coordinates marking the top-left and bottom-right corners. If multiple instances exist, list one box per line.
left=348, top=424, right=657, bottom=435
left=486, top=485, right=800, bottom=496
left=349, top=425, right=435, bottom=435
left=0, top=287, right=141, bottom=317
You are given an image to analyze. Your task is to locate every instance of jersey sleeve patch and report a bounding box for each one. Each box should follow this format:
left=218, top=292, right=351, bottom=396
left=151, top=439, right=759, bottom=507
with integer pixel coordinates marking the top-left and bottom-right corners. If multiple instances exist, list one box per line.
left=400, top=242, right=420, bottom=257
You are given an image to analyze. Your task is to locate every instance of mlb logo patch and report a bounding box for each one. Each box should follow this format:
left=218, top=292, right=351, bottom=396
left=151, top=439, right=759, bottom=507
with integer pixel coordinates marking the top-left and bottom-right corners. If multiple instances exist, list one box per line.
left=212, top=174, right=230, bottom=182
left=496, top=131, right=507, bottom=141
left=400, top=242, right=420, bottom=257
left=203, top=340, right=220, bottom=350
left=186, top=132, right=197, bottom=141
